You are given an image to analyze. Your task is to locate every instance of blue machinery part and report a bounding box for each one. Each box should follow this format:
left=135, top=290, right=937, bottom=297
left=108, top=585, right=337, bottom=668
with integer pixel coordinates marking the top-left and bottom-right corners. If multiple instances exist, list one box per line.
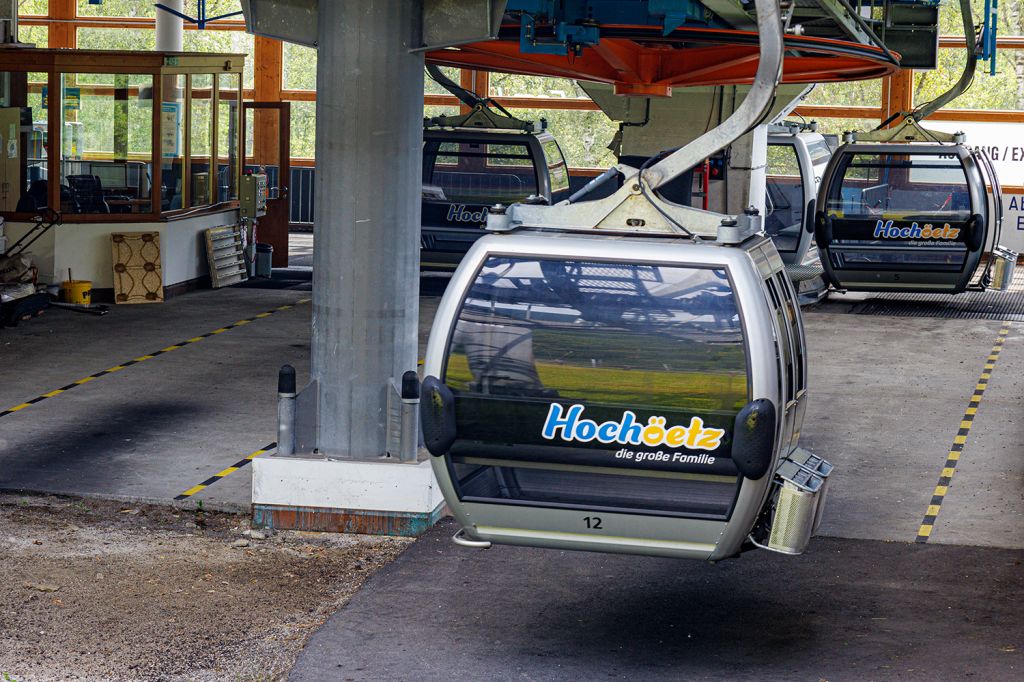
left=508, top=0, right=723, bottom=54
left=981, top=0, right=998, bottom=76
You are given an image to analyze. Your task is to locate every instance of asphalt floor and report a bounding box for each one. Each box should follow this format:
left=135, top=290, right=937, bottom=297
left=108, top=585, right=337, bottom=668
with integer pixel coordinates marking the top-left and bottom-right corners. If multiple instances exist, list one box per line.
left=1, top=232, right=1022, bottom=679
left=291, top=518, right=1023, bottom=682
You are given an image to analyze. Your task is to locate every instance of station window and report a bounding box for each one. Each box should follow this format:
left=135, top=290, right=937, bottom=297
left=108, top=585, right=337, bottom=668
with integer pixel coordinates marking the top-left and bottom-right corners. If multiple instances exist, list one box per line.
left=218, top=73, right=242, bottom=202
left=57, top=73, right=155, bottom=215
left=287, top=100, right=315, bottom=160
left=19, top=25, right=47, bottom=48
left=190, top=74, right=214, bottom=207
left=283, top=42, right=317, bottom=91
left=77, top=27, right=156, bottom=51
left=505, top=107, right=617, bottom=168
left=161, top=74, right=186, bottom=211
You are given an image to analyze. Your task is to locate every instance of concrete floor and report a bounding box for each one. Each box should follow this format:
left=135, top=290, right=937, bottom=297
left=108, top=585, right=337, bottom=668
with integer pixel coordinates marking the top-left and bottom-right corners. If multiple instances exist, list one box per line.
left=1, top=233, right=1022, bottom=678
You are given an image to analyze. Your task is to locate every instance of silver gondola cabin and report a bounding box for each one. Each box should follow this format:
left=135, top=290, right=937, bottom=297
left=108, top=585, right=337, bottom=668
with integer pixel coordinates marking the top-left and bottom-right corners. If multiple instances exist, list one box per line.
left=419, top=0, right=832, bottom=561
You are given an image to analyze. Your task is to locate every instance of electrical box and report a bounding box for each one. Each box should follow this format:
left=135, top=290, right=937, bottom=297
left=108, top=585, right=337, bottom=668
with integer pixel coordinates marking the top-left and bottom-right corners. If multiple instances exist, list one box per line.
left=239, top=173, right=268, bottom=220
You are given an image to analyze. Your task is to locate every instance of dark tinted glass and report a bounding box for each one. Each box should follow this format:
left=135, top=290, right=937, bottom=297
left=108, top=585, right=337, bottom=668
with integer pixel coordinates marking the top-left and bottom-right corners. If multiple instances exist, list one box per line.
left=765, top=143, right=803, bottom=253
left=445, top=257, right=747, bottom=412
left=424, top=139, right=539, bottom=204
left=827, top=152, right=971, bottom=221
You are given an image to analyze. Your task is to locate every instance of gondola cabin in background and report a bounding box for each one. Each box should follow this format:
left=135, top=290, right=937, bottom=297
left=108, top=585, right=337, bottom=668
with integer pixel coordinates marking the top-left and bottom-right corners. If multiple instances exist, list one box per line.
left=814, top=142, right=1006, bottom=294
left=421, top=125, right=570, bottom=270
left=420, top=231, right=831, bottom=560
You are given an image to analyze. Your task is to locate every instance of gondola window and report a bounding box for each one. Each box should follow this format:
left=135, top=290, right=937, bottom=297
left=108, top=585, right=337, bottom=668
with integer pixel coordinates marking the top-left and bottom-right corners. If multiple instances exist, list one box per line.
left=440, top=257, right=749, bottom=518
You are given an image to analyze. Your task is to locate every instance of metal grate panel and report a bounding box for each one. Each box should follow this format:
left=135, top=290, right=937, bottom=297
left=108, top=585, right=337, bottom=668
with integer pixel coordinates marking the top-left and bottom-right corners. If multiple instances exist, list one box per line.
left=835, top=270, right=1024, bottom=321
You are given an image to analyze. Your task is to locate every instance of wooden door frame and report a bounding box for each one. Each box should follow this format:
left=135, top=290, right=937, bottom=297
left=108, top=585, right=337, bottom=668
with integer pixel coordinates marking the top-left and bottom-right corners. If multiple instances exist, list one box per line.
left=243, top=101, right=291, bottom=267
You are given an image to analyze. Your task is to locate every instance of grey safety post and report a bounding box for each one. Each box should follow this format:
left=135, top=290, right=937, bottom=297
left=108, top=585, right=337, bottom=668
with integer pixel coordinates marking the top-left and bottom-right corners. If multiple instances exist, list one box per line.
left=277, top=364, right=296, bottom=456
left=310, top=0, right=424, bottom=459
left=399, top=370, right=420, bottom=462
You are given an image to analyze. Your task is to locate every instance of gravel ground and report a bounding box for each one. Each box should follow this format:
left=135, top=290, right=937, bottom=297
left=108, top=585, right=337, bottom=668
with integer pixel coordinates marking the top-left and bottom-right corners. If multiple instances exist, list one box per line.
left=0, top=494, right=411, bottom=681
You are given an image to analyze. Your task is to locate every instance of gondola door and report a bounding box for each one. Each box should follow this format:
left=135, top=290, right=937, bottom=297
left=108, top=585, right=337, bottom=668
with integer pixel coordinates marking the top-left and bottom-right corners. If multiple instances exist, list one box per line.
left=244, top=102, right=291, bottom=268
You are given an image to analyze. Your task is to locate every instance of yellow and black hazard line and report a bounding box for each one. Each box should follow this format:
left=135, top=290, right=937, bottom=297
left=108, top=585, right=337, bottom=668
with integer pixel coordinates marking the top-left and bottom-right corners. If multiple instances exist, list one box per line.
left=175, top=442, right=277, bottom=500
left=916, top=322, right=1011, bottom=543
left=0, top=299, right=311, bottom=420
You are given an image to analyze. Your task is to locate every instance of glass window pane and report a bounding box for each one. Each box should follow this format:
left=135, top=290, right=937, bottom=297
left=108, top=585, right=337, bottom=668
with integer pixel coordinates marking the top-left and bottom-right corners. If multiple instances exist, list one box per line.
left=18, top=24, right=47, bottom=47
left=543, top=139, right=570, bottom=195
left=19, top=0, right=48, bottom=15
left=76, top=26, right=155, bottom=51
left=289, top=99, right=315, bottom=159
left=827, top=152, right=972, bottom=220
left=181, top=30, right=254, bottom=90
left=489, top=73, right=587, bottom=99
left=445, top=258, right=747, bottom=412
left=765, top=143, right=803, bottom=253
left=0, top=71, right=46, bottom=212
left=217, top=73, right=241, bottom=202
left=503, top=108, right=616, bottom=168
left=424, top=104, right=459, bottom=122
left=424, top=66, right=462, bottom=96
left=283, top=43, right=317, bottom=91
left=161, top=75, right=186, bottom=211
left=801, top=80, right=882, bottom=108
left=20, top=72, right=48, bottom=210
left=76, top=0, right=157, bottom=17
left=190, top=74, right=214, bottom=207
left=58, top=73, right=154, bottom=215
left=800, top=116, right=880, bottom=140
left=915, top=48, right=1024, bottom=111
left=423, top=139, right=538, bottom=203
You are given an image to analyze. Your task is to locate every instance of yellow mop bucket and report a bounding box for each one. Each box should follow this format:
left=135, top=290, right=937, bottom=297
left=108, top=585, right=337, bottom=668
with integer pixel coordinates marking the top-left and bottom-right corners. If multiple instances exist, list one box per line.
left=61, top=279, right=92, bottom=305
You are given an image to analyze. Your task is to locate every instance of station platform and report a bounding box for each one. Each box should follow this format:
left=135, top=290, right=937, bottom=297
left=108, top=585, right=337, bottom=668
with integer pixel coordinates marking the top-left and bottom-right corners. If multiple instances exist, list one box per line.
left=290, top=518, right=1022, bottom=681
left=1, top=235, right=1021, bottom=678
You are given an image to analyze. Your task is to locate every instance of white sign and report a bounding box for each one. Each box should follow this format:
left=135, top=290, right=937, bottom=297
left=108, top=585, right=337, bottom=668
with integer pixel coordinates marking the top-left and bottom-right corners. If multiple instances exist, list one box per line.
left=927, top=120, right=1024, bottom=186
left=1000, top=193, right=1024, bottom=254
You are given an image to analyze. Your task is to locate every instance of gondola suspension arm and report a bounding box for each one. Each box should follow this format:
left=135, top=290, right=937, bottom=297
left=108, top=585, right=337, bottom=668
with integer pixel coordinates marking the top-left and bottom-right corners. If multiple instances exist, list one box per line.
left=858, top=0, right=981, bottom=143
left=486, top=0, right=785, bottom=240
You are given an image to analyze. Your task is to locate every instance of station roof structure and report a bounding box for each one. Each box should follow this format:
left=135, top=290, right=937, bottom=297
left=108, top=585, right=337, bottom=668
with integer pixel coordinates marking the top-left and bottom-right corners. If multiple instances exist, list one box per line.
left=243, top=0, right=920, bottom=97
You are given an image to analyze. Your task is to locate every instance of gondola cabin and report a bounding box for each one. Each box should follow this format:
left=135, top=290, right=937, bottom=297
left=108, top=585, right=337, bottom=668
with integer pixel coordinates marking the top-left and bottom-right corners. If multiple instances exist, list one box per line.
left=420, top=124, right=571, bottom=271
left=814, top=143, right=1003, bottom=293
left=420, top=231, right=831, bottom=560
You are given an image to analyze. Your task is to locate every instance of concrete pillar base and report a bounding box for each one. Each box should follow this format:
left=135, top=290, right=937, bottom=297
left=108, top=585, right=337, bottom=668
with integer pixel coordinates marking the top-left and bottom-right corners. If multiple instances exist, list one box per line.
left=251, top=457, right=446, bottom=537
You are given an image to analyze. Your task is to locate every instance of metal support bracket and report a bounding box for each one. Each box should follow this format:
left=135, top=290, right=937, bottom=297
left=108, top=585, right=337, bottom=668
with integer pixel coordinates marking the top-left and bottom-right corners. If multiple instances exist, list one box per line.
left=486, top=0, right=784, bottom=239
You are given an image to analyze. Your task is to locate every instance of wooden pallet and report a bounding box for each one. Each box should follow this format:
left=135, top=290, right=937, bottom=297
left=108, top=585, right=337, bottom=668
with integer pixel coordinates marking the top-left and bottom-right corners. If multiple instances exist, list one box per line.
left=205, top=225, right=249, bottom=289
left=111, top=232, right=164, bottom=304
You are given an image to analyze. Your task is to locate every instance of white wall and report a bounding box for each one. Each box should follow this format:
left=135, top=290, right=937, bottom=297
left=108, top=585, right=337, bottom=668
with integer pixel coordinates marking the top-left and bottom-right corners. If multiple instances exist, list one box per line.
left=3, top=209, right=239, bottom=288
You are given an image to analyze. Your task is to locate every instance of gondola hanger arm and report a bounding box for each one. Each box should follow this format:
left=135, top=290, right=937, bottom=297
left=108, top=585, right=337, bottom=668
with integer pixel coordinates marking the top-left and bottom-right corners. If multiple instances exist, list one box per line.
left=486, top=0, right=785, bottom=240
left=856, top=0, right=980, bottom=144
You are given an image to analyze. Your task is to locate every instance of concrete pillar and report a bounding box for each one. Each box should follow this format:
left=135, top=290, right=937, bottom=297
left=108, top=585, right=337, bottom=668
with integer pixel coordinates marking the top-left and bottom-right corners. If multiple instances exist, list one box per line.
left=311, top=0, right=424, bottom=459
left=156, top=0, right=184, bottom=52
left=252, top=0, right=442, bottom=537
